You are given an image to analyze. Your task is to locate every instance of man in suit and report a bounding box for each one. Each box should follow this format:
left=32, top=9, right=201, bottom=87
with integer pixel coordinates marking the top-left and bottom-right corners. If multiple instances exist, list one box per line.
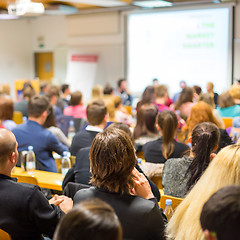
left=0, top=129, right=72, bottom=240
left=12, top=95, right=68, bottom=172
left=70, top=100, right=107, bottom=156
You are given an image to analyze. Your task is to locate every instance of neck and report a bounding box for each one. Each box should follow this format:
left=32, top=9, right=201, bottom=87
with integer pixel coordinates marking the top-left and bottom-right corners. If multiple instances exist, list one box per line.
left=93, top=122, right=106, bottom=130
left=0, top=166, right=13, bottom=177
left=28, top=117, right=43, bottom=125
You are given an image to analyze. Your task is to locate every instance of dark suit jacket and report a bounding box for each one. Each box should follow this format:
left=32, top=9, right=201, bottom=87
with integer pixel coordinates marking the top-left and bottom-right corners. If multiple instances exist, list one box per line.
left=70, top=130, right=99, bottom=156
left=73, top=146, right=160, bottom=201
left=74, top=187, right=166, bottom=240
left=0, top=174, right=60, bottom=240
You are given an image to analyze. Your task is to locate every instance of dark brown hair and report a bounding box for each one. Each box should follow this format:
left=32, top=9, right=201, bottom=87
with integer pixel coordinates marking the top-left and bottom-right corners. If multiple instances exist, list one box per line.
left=90, top=128, right=136, bottom=194
left=43, top=106, right=56, bottom=128
left=0, top=97, right=14, bottom=120
left=23, top=86, right=35, bottom=99
left=53, top=198, right=122, bottom=240
left=137, top=86, right=155, bottom=109
left=28, top=95, right=50, bottom=118
left=157, top=110, right=178, bottom=159
left=103, top=83, right=113, bottom=95
left=175, top=87, right=194, bottom=110
left=46, top=86, right=60, bottom=98
left=218, top=92, right=235, bottom=108
left=87, top=100, right=107, bottom=126
left=133, top=104, right=158, bottom=140
left=107, top=122, right=133, bottom=142
left=70, top=91, right=82, bottom=106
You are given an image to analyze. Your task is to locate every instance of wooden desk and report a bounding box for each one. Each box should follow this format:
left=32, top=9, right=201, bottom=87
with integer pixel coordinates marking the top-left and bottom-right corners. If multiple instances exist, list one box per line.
left=11, top=167, right=64, bottom=191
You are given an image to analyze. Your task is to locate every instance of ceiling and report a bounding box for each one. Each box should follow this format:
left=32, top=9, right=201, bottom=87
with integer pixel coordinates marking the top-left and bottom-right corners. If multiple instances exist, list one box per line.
left=0, top=0, right=238, bottom=14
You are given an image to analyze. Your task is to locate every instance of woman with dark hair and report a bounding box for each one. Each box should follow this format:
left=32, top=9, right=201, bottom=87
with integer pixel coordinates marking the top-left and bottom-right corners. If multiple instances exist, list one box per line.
left=163, top=122, right=220, bottom=198
left=73, top=128, right=166, bottom=240
left=143, top=110, right=188, bottom=164
left=136, top=86, right=155, bottom=110
left=133, top=104, right=159, bottom=152
left=64, top=91, right=86, bottom=119
left=53, top=198, right=122, bottom=240
left=174, top=86, right=195, bottom=120
left=44, top=106, right=70, bottom=147
left=0, top=96, right=17, bottom=131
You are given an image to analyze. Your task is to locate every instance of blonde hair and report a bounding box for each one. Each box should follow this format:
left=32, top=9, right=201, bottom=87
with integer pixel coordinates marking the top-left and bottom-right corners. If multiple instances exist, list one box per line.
left=229, top=84, right=240, bottom=100
left=166, top=143, right=240, bottom=240
left=92, top=85, right=103, bottom=99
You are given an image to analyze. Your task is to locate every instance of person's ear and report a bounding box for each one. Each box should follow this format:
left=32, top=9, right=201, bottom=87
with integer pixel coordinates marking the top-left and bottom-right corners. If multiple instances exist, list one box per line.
left=203, top=230, right=217, bottom=240
left=9, top=152, right=17, bottom=165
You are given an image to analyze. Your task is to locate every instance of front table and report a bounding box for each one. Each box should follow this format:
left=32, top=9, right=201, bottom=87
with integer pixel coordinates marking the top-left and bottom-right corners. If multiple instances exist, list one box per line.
left=11, top=167, right=64, bottom=191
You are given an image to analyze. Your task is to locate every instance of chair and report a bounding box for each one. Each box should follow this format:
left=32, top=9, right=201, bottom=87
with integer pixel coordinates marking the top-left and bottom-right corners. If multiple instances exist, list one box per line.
left=74, top=118, right=87, bottom=133
left=160, top=195, right=183, bottom=211
left=151, top=176, right=163, bottom=189
left=124, top=106, right=132, bottom=115
left=13, top=111, right=23, bottom=124
left=15, top=175, right=39, bottom=186
left=0, top=229, right=11, bottom=240
left=58, top=115, right=74, bottom=136
left=222, top=117, right=233, bottom=129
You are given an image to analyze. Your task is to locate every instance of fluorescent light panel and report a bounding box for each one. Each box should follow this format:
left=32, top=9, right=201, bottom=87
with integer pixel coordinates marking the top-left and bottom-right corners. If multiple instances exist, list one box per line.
left=133, top=0, right=173, bottom=8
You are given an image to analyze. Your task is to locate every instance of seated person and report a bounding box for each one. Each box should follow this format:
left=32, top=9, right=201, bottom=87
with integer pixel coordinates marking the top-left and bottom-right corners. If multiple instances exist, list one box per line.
left=200, top=185, right=240, bottom=240
left=73, top=128, right=166, bottom=240
left=143, top=110, right=188, bottom=164
left=12, top=95, right=68, bottom=172
left=61, top=84, right=71, bottom=107
left=53, top=198, right=122, bottom=240
left=70, top=100, right=107, bottom=156
left=0, top=129, right=72, bottom=240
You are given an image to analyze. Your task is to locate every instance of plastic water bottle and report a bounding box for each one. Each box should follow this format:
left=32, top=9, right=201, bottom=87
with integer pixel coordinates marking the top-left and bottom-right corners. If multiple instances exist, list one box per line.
left=62, top=151, right=71, bottom=176
left=164, top=199, right=174, bottom=221
left=68, top=120, right=75, bottom=139
left=26, top=146, right=36, bottom=174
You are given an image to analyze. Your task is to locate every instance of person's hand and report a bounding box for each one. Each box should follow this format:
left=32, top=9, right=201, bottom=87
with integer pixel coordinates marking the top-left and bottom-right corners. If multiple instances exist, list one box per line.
left=59, top=197, right=73, bottom=214
left=130, top=168, right=154, bottom=200
left=49, top=195, right=65, bottom=205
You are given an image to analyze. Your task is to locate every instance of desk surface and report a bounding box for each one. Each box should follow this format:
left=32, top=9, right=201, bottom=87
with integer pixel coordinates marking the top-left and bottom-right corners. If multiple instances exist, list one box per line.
left=11, top=167, right=64, bottom=191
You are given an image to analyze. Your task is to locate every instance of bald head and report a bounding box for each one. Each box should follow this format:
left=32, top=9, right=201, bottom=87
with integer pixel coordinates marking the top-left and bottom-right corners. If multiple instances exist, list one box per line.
left=0, top=129, right=17, bottom=166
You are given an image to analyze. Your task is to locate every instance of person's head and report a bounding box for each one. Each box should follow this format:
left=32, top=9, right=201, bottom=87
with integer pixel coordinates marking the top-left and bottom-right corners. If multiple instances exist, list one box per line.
left=0, top=84, right=10, bottom=96
left=40, top=82, right=49, bottom=93
left=154, top=85, right=168, bottom=99
left=0, top=97, right=14, bottom=121
left=152, top=78, right=159, bottom=86
left=117, top=79, right=127, bottom=92
left=53, top=198, right=122, bottom=240
left=28, top=95, right=50, bottom=120
left=207, top=82, right=214, bottom=93
left=133, top=103, right=158, bottom=140
left=23, top=86, right=36, bottom=100
left=166, top=143, right=240, bottom=240
left=186, top=122, right=220, bottom=191
left=193, top=85, right=202, bottom=96
left=180, top=80, right=186, bottom=89
left=0, top=129, right=18, bottom=171
left=199, top=93, right=215, bottom=109
left=157, top=110, right=178, bottom=159
left=90, top=128, right=136, bottom=194
left=175, top=87, right=194, bottom=110
left=92, top=85, right=103, bottom=99
left=107, top=122, right=133, bottom=142
left=218, top=92, right=235, bottom=109
left=46, top=86, right=60, bottom=105
left=43, top=106, right=56, bottom=129
left=69, top=91, right=82, bottom=106
left=140, top=86, right=155, bottom=106
left=229, top=84, right=240, bottom=101
left=183, top=101, right=220, bottom=137
left=200, top=186, right=240, bottom=240
left=86, top=100, right=107, bottom=126
left=61, top=84, right=70, bottom=95
left=103, top=83, right=113, bottom=95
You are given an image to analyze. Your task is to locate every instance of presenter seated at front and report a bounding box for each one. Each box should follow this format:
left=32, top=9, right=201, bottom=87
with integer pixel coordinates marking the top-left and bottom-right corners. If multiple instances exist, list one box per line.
left=73, top=128, right=166, bottom=240
left=0, top=129, right=72, bottom=240
left=12, top=95, right=68, bottom=172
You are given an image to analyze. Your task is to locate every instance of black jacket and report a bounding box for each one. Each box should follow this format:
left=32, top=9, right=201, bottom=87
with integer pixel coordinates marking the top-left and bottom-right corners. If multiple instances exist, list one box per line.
left=0, top=174, right=60, bottom=240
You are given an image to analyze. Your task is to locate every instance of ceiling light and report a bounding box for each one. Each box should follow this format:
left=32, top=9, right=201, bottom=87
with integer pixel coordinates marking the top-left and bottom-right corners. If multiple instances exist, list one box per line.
left=133, top=0, right=172, bottom=8
left=0, top=14, right=19, bottom=20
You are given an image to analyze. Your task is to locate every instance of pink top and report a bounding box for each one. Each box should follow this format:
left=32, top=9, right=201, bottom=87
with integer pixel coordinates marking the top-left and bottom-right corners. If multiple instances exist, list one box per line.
left=64, top=105, right=87, bottom=119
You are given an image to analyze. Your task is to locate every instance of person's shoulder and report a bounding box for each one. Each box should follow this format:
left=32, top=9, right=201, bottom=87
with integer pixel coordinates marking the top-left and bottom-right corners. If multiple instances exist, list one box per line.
left=74, top=187, right=96, bottom=202
left=12, top=122, right=26, bottom=132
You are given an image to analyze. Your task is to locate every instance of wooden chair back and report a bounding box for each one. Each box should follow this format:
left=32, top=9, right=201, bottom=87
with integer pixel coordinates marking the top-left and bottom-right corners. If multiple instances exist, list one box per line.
left=16, top=175, right=39, bottom=186
left=13, top=111, right=23, bottom=124
left=124, top=106, right=132, bottom=115
left=151, top=176, right=163, bottom=189
left=0, top=229, right=11, bottom=240
left=160, top=195, right=183, bottom=211
left=222, top=117, right=233, bottom=129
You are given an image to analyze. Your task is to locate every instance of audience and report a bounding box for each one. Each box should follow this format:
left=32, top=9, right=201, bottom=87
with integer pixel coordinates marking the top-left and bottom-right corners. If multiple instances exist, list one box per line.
left=217, top=91, right=240, bottom=117
left=70, top=100, right=107, bottom=156
left=0, top=96, right=17, bottom=131
left=73, top=128, right=166, bottom=240
left=53, top=198, right=122, bottom=240
left=133, top=103, right=159, bottom=152
left=206, top=82, right=218, bottom=106
left=143, top=110, right=188, bottom=164
left=200, top=185, right=240, bottom=240
left=154, top=85, right=172, bottom=112
left=163, top=122, right=220, bottom=198
left=12, top=95, right=68, bottom=172
left=0, top=129, right=72, bottom=240
left=166, top=143, right=240, bottom=240
left=64, top=91, right=87, bottom=119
